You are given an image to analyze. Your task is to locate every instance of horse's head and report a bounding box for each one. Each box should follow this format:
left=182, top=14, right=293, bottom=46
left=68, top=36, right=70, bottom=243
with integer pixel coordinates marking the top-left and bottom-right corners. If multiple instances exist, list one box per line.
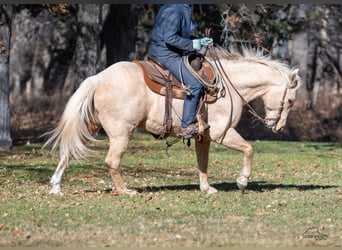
left=263, top=68, right=300, bottom=133
left=210, top=46, right=301, bottom=133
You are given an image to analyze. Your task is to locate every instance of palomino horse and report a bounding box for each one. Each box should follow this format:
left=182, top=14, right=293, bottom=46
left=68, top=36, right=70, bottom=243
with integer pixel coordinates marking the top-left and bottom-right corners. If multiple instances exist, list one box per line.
left=44, top=46, right=300, bottom=195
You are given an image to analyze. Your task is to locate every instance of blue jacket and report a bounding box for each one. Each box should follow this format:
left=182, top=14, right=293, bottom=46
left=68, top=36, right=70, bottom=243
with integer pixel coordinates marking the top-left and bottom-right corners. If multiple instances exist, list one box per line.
left=149, top=4, right=194, bottom=65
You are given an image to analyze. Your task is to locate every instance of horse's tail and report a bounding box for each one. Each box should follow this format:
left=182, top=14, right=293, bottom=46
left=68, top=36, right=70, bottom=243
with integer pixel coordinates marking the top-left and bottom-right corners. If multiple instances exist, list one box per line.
left=43, top=75, right=101, bottom=162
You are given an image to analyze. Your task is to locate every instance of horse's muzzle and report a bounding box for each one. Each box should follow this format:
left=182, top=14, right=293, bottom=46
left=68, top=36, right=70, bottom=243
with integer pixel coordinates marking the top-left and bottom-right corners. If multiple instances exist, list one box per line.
left=264, top=116, right=282, bottom=133
left=272, top=126, right=284, bottom=133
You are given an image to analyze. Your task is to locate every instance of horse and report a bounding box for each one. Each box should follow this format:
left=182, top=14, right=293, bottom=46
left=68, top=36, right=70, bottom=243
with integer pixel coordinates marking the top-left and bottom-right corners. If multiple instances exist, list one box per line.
left=44, top=46, right=300, bottom=195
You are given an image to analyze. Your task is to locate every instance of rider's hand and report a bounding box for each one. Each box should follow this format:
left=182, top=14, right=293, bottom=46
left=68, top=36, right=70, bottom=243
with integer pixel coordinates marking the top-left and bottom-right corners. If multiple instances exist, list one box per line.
left=200, top=37, right=213, bottom=46
left=192, top=37, right=213, bottom=50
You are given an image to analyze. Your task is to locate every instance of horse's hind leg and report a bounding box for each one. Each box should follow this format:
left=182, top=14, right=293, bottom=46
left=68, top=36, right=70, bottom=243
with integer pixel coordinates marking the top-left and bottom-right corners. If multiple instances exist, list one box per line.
left=50, top=157, right=68, bottom=194
left=49, top=124, right=99, bottom=195
left=105, top=135, right=137, bottom=195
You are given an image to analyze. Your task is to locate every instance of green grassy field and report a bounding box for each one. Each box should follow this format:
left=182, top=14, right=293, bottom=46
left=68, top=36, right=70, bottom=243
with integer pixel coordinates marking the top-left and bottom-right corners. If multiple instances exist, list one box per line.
left=0, top=133, right=341, bottom=247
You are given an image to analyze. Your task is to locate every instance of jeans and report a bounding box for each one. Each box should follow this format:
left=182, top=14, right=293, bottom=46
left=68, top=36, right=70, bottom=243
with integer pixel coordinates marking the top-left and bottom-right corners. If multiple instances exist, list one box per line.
left=163, top=57, right=203, bottom=128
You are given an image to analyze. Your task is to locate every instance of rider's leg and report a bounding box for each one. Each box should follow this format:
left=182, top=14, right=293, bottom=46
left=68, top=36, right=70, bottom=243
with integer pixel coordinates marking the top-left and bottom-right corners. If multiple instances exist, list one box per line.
left=164, top=58, right=208, bottom=138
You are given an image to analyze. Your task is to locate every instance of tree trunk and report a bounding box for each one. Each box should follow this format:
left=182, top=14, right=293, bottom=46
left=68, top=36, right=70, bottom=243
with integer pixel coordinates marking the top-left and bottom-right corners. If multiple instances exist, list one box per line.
left=0, top=5, right=12, bottom=149
left=63, top=4, right=107, bottom=94
left=101, top=4, right=138, bottom=65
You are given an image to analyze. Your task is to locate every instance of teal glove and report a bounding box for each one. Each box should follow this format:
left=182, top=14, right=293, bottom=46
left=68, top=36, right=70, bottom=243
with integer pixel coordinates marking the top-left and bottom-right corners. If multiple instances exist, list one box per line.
left=192, top=37, right=213, bottom=50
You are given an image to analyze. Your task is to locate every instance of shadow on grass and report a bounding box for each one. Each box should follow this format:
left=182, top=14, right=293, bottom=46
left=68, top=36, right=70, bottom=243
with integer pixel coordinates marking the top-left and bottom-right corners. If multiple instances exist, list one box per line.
left=3, top=162, right=339, bottom=194
left=135, top=181, right=339, bottom=193
left=84, top=181, right=339, bottom=194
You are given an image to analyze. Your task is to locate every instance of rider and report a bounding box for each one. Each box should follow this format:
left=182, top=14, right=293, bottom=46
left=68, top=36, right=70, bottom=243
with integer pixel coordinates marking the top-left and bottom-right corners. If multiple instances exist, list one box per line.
left=149, top=4, right=213, bottom=139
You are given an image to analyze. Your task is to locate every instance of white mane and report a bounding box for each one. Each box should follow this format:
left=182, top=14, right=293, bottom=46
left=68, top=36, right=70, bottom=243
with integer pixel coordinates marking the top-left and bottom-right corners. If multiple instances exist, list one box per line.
left=211, top=45, right=291, bottom=76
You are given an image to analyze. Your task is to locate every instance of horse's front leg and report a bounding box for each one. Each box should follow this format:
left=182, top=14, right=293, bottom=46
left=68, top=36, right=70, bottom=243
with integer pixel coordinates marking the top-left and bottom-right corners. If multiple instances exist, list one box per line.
left=218, top=128, right=253, bottom=191
left=195, top=136, right=218, bottom=195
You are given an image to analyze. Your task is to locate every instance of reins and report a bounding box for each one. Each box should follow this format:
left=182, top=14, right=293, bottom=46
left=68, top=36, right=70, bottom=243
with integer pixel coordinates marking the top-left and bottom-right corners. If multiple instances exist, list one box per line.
left=208, top=45, right=265, bottom=122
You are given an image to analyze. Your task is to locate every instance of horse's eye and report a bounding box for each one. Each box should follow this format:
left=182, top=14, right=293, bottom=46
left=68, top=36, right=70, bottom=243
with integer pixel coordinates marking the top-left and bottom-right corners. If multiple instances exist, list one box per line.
left=288, top=99, right=294, bottom=107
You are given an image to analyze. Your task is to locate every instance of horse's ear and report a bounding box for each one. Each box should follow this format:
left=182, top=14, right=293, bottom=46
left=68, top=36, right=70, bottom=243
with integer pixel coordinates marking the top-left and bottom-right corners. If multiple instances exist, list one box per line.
left=289, top=68, right=299, bottom=89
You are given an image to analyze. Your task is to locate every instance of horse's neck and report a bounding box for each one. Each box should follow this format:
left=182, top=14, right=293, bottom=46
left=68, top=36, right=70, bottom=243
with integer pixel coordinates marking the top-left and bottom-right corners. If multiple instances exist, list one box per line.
left=224, top=61, right=276, bottom=102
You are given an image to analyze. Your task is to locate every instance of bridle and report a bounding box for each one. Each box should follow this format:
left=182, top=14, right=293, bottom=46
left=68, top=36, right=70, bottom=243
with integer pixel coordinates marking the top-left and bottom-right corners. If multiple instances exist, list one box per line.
left=263, top=87, right=288, bottom=130
left=206, top=34, right=289, bottom=138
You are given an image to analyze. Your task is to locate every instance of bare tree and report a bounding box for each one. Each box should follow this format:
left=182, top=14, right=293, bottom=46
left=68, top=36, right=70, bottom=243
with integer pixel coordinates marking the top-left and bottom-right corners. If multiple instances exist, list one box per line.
left=0, top=5, right=12, bottom=149
left=101, top=4, right=139, bottom=65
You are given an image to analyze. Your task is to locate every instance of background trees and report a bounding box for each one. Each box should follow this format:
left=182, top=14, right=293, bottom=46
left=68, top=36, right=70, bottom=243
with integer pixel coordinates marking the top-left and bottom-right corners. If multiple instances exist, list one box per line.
left=0, top=5, right=12, bottom=149
left=1, top=4, right=342, bottom=146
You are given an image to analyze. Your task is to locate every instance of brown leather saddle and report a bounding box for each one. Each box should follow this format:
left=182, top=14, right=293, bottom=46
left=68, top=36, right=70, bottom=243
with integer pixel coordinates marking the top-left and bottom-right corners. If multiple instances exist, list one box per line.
left=134, top=54, right=218, bottom=139
left=134, top=55, right=218, bottom=102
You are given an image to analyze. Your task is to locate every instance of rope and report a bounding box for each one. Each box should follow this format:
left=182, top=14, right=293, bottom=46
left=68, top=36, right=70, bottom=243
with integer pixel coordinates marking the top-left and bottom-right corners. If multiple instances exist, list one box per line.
left=207, top=46, right=234, bottom=142
left=182, top=54, right=220, bottom=89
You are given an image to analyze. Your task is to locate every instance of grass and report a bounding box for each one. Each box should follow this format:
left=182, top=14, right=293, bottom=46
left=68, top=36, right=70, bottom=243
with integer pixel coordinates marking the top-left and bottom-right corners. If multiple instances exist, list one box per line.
left=0, top=132, right=341, bottom=247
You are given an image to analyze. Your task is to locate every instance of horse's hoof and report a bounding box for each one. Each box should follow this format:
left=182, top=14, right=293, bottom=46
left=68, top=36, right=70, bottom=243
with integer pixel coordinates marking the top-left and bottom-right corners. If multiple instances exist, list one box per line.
left=201, top=185, right=218, bottom=195
left=236, top=176, right=248, bottom=191
left=49, top=185, right=61, bottom=194
left=113, top=188, right=138, bottom=195
left=126, top=189, right=138, bottom=195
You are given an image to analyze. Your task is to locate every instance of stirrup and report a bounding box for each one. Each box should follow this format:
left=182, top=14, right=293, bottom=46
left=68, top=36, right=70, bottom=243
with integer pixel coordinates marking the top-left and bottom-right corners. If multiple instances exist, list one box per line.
left=178, top=124, right=199, bottom=139
left=177, top=123, right=210, bottom=139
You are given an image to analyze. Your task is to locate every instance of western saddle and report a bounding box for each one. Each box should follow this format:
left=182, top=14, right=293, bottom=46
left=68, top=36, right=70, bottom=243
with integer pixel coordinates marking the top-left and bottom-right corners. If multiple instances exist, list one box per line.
left=134, top=53, right=218, bottom=139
